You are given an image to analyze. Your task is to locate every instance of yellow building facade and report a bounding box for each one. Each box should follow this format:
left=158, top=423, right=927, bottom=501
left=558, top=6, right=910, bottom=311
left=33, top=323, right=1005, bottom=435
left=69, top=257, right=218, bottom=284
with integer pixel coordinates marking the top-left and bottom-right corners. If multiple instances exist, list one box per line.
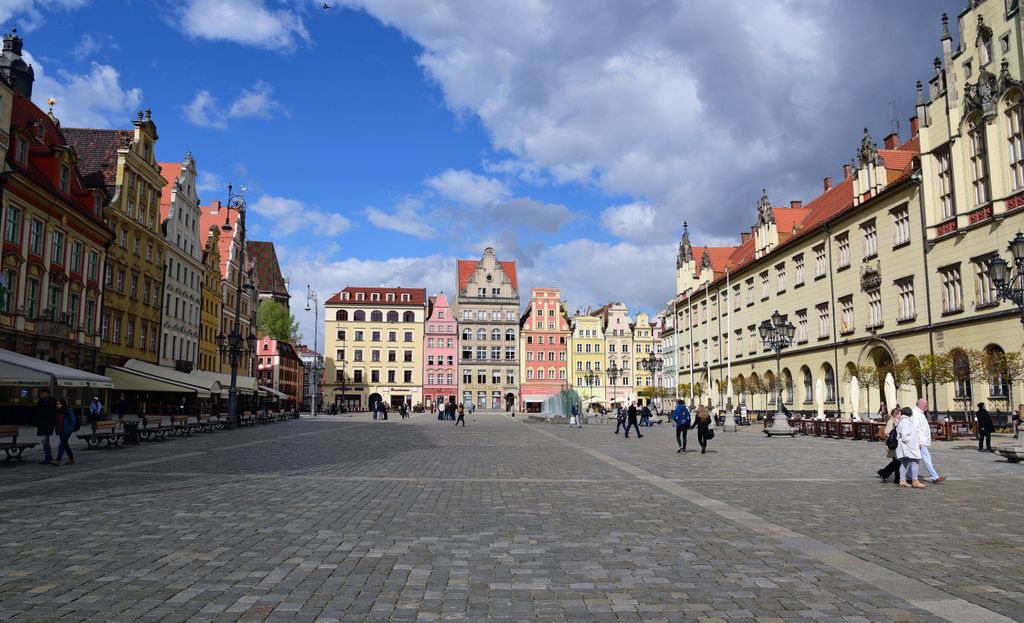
left=198, top=225, right=221, bottom=372
left=569, top=314, right=606, bottom=409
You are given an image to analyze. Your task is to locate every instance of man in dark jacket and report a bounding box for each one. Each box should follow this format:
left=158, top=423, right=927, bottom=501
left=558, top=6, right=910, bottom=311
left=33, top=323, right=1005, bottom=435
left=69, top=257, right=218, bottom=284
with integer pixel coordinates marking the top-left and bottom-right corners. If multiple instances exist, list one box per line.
left=36, top=388, right=57, bottom=465
left=976, top=402, right=995, bottom=452
left=624, top=401, right=643, bottom=438
left=114, top=392, right=129, bottom=420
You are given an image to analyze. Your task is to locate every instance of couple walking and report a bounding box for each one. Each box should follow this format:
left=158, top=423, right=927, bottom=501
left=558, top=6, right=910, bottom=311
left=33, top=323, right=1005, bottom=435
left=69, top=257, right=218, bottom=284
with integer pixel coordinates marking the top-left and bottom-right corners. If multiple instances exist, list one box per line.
left=670, top=399, right=713, bottom=454
left=877, top=399, right=946, bottom=488
left=614, top=402, right=643, bottom=438
left=36, top=388, right=78, bottom=466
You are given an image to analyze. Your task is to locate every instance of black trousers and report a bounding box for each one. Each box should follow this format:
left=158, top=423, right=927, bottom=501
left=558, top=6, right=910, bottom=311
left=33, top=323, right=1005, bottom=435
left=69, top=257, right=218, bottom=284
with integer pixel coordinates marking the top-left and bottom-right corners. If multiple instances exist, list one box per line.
left=624, top=420, right=641, bottom=437
left=879, top=457, right=900, bottom=479
left=456, top=415, right=465, bottom=426
left=979, top=431, right=992, bottom=451
left=615, top=418, right=625, bottom=433
left=696, top=427, right=709, bottom=451
left=676, top=425, right=688, bottom=449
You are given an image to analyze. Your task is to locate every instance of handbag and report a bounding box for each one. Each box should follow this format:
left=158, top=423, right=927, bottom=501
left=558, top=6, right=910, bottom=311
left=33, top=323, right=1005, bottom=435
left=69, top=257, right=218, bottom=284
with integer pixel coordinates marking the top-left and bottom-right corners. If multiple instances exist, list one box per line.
left=705, top=427, right=715, bottom=440
left=885, top=426, right=899, bottom=451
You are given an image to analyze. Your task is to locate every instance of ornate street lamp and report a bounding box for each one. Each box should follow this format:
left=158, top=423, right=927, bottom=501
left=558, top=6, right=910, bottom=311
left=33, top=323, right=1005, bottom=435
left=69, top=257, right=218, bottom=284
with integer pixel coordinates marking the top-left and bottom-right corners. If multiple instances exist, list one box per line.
left=638, top=354, right=662, bottom=408
left=217, top=183, right=256, bottom=430
left=988, top=232, right=1024, bottom=324
left=760, top=310, right=797, bottom=437
left=305, top=286, right=319, bottom=417
left=584, top=369, right=598, bottom=411
left=607, top=361, right=619, bottom=407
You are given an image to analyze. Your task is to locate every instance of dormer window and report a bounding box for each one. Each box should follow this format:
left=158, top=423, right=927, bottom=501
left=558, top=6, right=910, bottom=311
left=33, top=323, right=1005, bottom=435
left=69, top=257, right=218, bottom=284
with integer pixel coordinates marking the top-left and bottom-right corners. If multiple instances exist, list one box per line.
left=15, top=137, right=26, bottom=163
left=386, top=293, right=394, bottom=301
left=59, top=164, right=69, bottom=193
left=401, top=293, right=410, bottom=302
left=371, top=292, right=380, bottom=301
left=342, top=292, right=350, bottom=300
left=355, top=292, right=364, bottom=301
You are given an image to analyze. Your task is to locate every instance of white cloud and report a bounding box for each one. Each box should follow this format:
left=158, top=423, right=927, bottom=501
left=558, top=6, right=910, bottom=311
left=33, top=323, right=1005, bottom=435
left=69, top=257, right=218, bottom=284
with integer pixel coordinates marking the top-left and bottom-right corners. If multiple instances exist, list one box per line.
left=249, top=194, right=351, bottom=237
left=196, top=170, right=225, bottom=194
left=0, top=0, right=88, bottom=31
left=178, top=0, right=310, bottom=50
left=425, top=168, right=509, bottom=207
left=600, top=202, right=655, bottom=242
left=25, top=52, right=142, bottom=129
left=181, top=80, right=284, bottom=129
left=365, top=197, right=436, bottom=238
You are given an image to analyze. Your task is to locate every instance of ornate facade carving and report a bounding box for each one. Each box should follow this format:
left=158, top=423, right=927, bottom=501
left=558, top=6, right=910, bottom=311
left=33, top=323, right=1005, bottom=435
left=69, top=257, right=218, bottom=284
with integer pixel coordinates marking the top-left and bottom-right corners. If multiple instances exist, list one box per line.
left=756, top=190, right=774, bottom=226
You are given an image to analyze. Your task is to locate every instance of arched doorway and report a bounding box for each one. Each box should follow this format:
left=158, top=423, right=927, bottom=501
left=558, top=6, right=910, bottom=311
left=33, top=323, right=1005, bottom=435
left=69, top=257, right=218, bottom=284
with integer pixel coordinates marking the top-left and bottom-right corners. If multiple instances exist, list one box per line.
left=368, top=392, right=382, bottom=412
left=505, top=392, right=515, bottom=411
left=862, top=343, right=895, bottom=410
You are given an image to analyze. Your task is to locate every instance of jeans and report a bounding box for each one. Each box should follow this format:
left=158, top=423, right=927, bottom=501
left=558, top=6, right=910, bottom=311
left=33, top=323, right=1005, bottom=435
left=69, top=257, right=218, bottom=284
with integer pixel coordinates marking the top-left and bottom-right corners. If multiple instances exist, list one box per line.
left=919, top=445, right=939, bottom=480
left=39, top=435, right=52, bottom=461
left=56, top=433, right=74, bottom=462
left=899, top=458, right=920, bottom=482
left=675, top=425, right=688, bottom=450
left=615, top=419, right=625, bottom=433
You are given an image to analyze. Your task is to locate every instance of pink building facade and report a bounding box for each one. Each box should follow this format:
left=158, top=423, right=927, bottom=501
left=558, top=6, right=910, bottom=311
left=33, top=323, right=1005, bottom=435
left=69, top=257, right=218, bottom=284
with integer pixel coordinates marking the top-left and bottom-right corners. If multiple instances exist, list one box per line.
left=519, top=288, right=570, bottom=412
left=423, top=292, right=457, bottom=410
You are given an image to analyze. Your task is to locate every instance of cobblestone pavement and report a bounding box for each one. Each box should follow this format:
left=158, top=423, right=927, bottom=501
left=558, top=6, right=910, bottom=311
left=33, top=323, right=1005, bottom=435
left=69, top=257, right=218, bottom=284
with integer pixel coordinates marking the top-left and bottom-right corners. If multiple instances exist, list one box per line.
left=1, top=413, right=1022, bottom=622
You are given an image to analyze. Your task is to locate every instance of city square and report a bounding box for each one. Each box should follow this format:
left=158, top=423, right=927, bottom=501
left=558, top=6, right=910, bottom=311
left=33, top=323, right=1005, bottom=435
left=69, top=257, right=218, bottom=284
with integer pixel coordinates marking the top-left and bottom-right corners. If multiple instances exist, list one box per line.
left=2, top=415, right=1022, bottom=622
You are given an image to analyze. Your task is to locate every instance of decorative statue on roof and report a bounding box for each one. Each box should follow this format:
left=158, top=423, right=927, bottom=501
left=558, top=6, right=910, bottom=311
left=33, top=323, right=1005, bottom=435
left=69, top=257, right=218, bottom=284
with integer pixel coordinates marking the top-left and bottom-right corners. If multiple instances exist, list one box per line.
left=676, top=221, right=693, bottom=268
left=756, top=189, right=774, bottom=226
left=700, top=248, right=712, bottom=272
left=856, top=129, right=884, bottom=168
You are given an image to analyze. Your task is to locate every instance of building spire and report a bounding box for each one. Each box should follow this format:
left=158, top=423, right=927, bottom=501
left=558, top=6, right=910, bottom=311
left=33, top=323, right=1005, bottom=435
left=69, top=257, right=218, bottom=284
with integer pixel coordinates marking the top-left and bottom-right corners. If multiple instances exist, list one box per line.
left=941, top=12, right=951, bottom=41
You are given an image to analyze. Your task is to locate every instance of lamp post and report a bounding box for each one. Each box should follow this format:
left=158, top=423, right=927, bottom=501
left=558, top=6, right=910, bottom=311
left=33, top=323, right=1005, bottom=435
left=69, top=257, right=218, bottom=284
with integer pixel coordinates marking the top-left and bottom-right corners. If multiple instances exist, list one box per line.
left=305, top=286, right=319, bottom=417
left=607, top=361, right=619, bottom=408
left=639, top=354, right=662, bottom=409
left=584, top=369, right=598, bottom=412
left=760, top=310, right=797, bottom=437
left=988, top=232, right=1024, bottom=324
left=214, top=183, right=256, bottom=430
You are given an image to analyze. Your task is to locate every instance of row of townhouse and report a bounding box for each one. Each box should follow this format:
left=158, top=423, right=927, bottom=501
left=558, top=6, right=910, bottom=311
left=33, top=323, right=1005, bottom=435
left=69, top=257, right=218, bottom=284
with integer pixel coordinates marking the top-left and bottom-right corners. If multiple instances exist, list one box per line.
left=0, top=31, right=297, bottom=403
left=321, top=247, right=667, bottom=413
left=667, top=2, right=1024, bottom=419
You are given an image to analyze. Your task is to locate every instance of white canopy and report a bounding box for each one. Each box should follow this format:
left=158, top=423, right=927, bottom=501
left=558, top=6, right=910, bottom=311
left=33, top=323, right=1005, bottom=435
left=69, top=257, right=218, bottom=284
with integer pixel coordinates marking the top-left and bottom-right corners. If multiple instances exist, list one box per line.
left=122, top=359, right=220, bottom=398
left=106, top=367, right=200, bottom=396
left=259, top=385, right=289, bottom=400
left=189, top=370, right=259, bottom=396
left=0, top=347, right=112, bottom=389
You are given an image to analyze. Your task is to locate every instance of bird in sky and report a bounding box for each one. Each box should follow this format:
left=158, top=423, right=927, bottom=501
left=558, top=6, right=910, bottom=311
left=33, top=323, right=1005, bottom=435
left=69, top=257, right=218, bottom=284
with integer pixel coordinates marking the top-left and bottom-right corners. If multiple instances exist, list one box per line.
left=323, top=3, right=331, bottom=9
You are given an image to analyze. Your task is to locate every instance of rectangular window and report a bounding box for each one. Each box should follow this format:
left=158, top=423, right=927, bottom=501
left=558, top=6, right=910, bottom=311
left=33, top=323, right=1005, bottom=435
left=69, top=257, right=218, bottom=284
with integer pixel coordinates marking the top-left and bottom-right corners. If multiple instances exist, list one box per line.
left=968, top=123, right=990, bottom=206
left=940, top=265, right=963, bottom=313
left=837, top=233, right=850, bottom=268
left=404, top=331, right=413, bottom=342
left=59, top=165, right=69, bottom=193
left=371, top=331, right=380, bottom=341
left=354, top=330, right=363, bottom=341
left=112, top=315, right=121, bottom=343
left=816, top=303, right=830, bottom=339
left=129, top=274, right=138, bottom=299
left=388, top=331, right=397, bottom=342
left=892, top=206, right=910, bottom=246
left=974, top=257, right=997, bottom=307
left=796, top=309, right=808, bottom=343
left=936, top=147, right=955, bottom=219
left=1009, top=103, right=1024, bottom=190
left=25, top=277, right=39, bottom=318
left=84, top=300, right=95, bottom=334
left=28, top=219, right=42, bottom=255
left=745, top=278, right=754, bottom=305
left=387, top=350, right=396, bottom=362
left=403, top=370, right=412, bottom=383
left=814, top=244, right=826, bottom=277
left=50, top=230, right=65, bottom=266
left=776, top=263, right=786, bottom=293
left=897, top=279, right=916, bottom=321
left=70, top=241, right=82, bottom=273
left=732, top=284, right=741, bottom=310
left=861, top=220, right=877, bottom=258
left=403, top=350, right=413, bottom=362
left=371, top=370, right=379, bottom=383
left=794, top=254, right=805, bottom=285
left=126, top=319, right=134, bottom=347
left=387, top=370, right=395, bottom=383
left=47, top=284, right=60, bottom=319
left=867, top=290, right=883, bottom=328
left=760, top=271, right=769, bottom=299
left=353, top=350, right=363, bottom=362
left=839, top=296, right=854, bottom=334
left=371, top=350, right=380, bottom=362
left=4, top=206, right=19, bottom=244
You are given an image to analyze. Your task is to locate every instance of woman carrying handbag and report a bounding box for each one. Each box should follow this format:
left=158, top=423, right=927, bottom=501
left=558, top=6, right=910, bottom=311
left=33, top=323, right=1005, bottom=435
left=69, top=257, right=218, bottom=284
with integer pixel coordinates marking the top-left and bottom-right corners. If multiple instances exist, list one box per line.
left=692, top=404, right=714, bottom=454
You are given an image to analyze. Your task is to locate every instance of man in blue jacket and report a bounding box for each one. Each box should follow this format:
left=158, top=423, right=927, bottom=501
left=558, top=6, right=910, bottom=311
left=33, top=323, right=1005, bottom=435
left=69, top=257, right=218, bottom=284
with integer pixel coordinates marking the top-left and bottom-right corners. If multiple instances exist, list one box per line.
left=671, top=399, right=692, bottom=453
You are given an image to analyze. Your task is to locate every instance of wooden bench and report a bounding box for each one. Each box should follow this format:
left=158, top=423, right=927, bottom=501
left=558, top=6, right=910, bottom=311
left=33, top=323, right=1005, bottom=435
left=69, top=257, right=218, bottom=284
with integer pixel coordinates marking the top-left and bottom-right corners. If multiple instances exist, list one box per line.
left=170, top=415, right=191, bottom=436
left=193, top=415, right=213, bottom=432
left=240, top=411, right=257, bottom=427
left=0, top=425, right=37, bottom=461
left=139, top=415, right=173, bottom=441
left=76, top=420, right=122, bottom=448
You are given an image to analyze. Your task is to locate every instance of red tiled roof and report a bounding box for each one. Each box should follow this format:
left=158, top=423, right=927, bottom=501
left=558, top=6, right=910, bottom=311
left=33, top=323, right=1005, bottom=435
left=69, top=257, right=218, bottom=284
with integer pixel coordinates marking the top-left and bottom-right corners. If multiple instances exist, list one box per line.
left=158, top=161, right=182, bottom=223
left=63, top=127, right=133, bottom=200
left=247, top=241, right=288, bottom=297
left=691, top=246, right=735, bottom=275
left=457, top=258, right=518, bottom=293
left=325, top=287, right=427, bottom=305
left=199, top=200, right=238, bottom=279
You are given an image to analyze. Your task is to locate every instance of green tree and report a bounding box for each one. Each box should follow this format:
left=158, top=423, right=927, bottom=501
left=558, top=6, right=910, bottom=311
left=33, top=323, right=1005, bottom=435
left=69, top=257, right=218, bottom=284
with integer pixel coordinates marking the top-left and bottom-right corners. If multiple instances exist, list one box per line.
left=257, top=301, right=300, bottom=343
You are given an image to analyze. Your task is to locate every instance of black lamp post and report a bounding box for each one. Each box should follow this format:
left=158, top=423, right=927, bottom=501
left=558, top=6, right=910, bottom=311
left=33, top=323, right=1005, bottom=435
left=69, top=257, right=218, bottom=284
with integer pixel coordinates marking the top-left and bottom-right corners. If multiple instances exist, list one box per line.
left=305, top=286, right=319, bottom=417
left=607, top=361, right=619, bottom=407
left=216, top=183, right=257, bottom=430
left=639, top=354, right=663, bottom=409
left=988, top=232, right=1024, bottom=324
left=759, top=310, right=797, bottom=437
left=584, top=369, right=597, bottom=411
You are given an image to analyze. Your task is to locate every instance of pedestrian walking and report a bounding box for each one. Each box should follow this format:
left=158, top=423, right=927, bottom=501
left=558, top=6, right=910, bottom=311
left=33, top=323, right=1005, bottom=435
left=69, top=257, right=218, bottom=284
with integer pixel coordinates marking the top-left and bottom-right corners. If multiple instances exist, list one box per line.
left=692, top=404, right=713, bottom=454
left=54, top=398, right=77, bottom=465
left=911, top=398, right=946, bottom=483
left=114, top=392, right=129, bottom=421
left=177, top=397, right=187, bottom=417
left=1014, top=403, right=1022, bottom=440
left=36, top=388, right=57, bottom=465
left=640, top=404, right=652, bottom=427
left=382, top=403, right=389, bottom=420
left=876, top=407, right=902, bottom=485
left=671, top=399, right=691, bottom=453
left=976, top=402, right=995, bottom=452
left=614, top=405, right=625, bottom=434
left=437, top=402, right=444, bottom=420
left=624, top=401, right=642, bottom=438
left=470, top=403, right=475, bottom=415
left=89, top=395, right=103, bottom=422
left=456, top=403, right=466, bottom=427
left=896, top=406, right=926, bottom=489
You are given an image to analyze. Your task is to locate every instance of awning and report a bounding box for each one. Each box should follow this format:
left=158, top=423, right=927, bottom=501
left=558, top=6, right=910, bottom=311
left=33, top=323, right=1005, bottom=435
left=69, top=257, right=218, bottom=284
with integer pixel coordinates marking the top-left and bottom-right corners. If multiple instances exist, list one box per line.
left=106, top=367, right=199, bottom=396
left=0, top=347, right=112, bottom=389
left=122, top=359, right=220, bottom=397
left=190, top=370, right=259, bottom=395
left=259, top=385, right=289, bottom=400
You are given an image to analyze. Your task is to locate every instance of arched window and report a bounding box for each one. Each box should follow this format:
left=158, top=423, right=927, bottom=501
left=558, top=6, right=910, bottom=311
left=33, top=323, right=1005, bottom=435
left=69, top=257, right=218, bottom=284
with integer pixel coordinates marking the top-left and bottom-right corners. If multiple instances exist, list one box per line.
left=823, top=363, right=836, bottom=403
left=477, top=329, right=486, bottom=340
left=952, top=348, right=973, bottom=400
left=506, top=329, right=515, bottom=341
left=403, top=311, right=414, bottom=322
left=370, top=310, right=383, bottom=322
left=461, top=329, right=471, bottom=341
left=802, top=367, right=812, bottom=403
left=967, top=117, right=991, bottom=206
left=782, top=369, right=794, bottom=404
left=986, top=346, right=1009, bottom=397
left=353, top=310, right=365, bottom=321
left=491, top=329, right=500, bottom=341
left=335, top=310, right=348, bottom=321
left=386, top=311, right=398, bottom=322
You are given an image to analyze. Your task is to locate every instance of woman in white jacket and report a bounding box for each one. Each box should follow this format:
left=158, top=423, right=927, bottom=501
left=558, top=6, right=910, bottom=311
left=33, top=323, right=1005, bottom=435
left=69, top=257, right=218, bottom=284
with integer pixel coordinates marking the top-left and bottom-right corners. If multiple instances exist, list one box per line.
left=896, top=406, right=926, bottom=489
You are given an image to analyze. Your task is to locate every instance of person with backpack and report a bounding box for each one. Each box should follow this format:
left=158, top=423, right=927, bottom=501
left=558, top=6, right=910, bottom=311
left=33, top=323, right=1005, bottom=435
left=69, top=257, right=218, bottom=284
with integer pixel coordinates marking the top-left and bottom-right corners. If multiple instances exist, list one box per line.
left=54, top=398, right=78, bottom=465
left=671, top=399, right=692, bottom=453
left=876, top=407, right=902, bottom=485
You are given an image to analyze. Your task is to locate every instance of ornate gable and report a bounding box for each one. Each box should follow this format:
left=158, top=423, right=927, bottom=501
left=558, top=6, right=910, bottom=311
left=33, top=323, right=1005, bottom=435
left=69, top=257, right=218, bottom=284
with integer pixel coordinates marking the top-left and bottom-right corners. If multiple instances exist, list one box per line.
left=756, top=189, right=775, bottom=226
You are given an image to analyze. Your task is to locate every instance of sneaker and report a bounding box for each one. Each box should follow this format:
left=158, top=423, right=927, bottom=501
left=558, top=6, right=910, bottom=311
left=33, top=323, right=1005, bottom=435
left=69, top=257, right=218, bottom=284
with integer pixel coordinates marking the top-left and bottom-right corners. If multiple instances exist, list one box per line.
left=931, top=476, right=946, bottom=483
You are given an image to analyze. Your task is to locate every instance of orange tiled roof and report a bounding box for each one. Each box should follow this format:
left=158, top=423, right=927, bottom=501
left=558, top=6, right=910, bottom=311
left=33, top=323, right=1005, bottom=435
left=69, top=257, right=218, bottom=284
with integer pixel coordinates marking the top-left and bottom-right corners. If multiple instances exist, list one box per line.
left=457, top=259, right=518, bottom=293
left=199, top=200, right=239, bottom=280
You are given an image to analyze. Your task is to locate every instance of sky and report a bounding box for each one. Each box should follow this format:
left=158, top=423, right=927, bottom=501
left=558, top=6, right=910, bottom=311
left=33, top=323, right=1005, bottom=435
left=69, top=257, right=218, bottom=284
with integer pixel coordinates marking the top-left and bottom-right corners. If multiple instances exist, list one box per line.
left=2, top=0, right=966, bottom=349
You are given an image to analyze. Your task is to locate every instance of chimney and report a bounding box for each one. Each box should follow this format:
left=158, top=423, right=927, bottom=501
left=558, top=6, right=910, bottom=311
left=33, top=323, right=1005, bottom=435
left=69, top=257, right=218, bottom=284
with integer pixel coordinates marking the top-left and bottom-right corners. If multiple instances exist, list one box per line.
left=790, top=200, right=802, bottom=209
left=740, top=232, right=750, bottom=244
left=843, top=164, right=852, bottom=179
left=823, top=176, right=833, bottom=191
left=909, top=115, right=919, bottom=136
left=883, top=132, right=899, bottom=149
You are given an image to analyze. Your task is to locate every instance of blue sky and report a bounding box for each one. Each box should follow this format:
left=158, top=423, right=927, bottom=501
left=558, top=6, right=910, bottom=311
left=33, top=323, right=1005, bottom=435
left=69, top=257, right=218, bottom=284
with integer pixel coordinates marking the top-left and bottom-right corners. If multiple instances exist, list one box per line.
left=4, top=0, right=964, bottom=347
